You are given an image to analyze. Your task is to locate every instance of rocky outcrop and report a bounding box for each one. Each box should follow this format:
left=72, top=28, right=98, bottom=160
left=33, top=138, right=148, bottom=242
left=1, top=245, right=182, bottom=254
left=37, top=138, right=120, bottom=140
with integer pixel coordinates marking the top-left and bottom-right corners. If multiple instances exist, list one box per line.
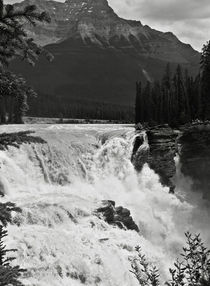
left=96, top=200, right=139, bottom=232
left=0, top=131, right=46, bottom=150
left=132, top=125, right=179, bottom=193
left=147, top=126, right=179, bottom=193
left=178, top=123, right=210, bottom=199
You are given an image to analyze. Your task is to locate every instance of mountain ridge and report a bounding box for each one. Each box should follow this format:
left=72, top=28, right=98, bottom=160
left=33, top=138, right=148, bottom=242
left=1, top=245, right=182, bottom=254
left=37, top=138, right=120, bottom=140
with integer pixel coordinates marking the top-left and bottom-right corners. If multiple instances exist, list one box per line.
left=11, top=0, right=200, bottom=119
left=14, top=0, right=199, bottom=63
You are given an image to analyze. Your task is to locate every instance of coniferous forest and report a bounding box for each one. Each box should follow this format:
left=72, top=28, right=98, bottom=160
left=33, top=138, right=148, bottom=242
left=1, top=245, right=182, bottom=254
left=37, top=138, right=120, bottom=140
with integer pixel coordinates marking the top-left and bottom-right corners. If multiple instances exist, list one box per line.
left=135, top=41, right=210, bottom=127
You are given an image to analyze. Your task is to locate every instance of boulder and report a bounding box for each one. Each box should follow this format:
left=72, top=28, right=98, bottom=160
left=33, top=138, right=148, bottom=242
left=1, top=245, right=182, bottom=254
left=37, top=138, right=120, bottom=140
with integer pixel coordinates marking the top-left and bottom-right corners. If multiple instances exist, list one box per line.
left=96, top=200, right=139, bottom=232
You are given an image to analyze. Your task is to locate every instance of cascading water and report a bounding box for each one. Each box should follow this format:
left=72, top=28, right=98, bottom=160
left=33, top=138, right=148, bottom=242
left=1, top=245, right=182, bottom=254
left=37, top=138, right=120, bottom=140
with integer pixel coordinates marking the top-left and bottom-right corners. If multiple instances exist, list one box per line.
left=0, top=124, right=209, bottom=286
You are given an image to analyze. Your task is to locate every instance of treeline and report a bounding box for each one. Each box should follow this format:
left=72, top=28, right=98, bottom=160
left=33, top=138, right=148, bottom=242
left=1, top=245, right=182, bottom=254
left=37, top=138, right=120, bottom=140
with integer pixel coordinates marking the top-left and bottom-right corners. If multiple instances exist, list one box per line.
left=28, top=95, right=134, bottom=122
left=135, top=41, right=210, bottom=127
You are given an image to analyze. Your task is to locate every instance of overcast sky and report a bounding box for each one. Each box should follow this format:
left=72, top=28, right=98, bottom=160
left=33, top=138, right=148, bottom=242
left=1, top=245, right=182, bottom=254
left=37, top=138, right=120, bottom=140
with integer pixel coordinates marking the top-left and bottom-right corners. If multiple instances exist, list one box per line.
left=5, top=0, right=210, bottom=51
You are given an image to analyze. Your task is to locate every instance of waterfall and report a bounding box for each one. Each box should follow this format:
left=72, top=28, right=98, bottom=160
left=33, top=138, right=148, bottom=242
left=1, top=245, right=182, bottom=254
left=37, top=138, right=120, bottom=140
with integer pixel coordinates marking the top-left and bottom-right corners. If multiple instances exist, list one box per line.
left=0, top=124, right=209, bottom=286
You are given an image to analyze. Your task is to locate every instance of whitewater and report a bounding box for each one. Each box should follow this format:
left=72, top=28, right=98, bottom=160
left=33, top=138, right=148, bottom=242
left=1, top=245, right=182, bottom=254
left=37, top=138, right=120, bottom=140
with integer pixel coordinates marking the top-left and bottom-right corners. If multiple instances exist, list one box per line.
left=0, top=124, right=209, bottom=286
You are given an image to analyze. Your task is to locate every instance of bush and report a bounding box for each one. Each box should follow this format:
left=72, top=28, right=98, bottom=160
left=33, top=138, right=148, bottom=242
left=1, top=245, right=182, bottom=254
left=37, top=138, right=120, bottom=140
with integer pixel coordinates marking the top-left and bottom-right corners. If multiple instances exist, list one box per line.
left=0, top=202, right=25, bottom=286
left=130, top=232, right=210, bottom=286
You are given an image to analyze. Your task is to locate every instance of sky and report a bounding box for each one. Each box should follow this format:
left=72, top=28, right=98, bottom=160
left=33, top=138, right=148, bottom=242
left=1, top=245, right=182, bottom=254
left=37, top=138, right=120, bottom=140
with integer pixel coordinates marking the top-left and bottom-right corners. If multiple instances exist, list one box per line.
left=5, top=0, right=210, bottom=51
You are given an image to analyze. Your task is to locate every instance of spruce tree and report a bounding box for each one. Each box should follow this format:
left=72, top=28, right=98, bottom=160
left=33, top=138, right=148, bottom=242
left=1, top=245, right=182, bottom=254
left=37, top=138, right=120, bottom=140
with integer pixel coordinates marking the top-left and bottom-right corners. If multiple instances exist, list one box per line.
left=173, top=65, right=187, bottom=124
left=0, top=202, right=24, bottom=286
left=135, top=81, right=142, bottom=124
left=0, top=0, right=52, bottom=67
left=201, top=40, right=210, bottom=120
left=143, top=81, right=152, bottom=123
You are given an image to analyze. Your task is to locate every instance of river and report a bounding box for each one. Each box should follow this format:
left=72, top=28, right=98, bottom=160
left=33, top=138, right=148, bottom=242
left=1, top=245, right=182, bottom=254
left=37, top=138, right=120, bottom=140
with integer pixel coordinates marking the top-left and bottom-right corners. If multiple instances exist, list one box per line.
left=0, top=124, right=209, bottom=286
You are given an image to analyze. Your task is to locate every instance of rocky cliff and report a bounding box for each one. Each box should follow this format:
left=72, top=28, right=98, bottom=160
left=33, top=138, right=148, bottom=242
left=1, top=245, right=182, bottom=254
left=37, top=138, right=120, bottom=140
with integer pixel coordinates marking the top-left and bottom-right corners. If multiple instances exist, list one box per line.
left=133, top=123, right=210, bottom=198
left=132, top=126, right=179, bottom=193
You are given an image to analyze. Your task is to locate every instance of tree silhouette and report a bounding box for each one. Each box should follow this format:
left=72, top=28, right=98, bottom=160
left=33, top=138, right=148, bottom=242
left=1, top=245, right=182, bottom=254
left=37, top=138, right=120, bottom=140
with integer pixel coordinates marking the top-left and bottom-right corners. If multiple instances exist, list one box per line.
left=0, top=0, right=52, bottom=67
left=201, top=40, right=210, bottom=120
left=0, top=202, right=24, bottom=286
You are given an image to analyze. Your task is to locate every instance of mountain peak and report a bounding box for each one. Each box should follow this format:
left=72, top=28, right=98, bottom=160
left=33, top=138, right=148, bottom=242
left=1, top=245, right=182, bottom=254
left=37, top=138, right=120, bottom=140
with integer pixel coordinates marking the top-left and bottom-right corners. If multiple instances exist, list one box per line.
left=15, top=0, right=199, bottom=64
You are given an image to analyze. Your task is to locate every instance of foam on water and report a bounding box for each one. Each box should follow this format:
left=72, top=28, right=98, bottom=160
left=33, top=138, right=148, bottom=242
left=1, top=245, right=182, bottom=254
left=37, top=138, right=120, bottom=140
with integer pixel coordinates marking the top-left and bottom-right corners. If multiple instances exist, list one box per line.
left=0, top=124, right=209, bottom=285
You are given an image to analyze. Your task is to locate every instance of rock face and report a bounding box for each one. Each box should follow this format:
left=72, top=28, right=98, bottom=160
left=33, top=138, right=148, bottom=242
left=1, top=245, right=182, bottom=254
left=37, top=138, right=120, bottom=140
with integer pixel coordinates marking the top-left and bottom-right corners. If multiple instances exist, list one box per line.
left=179, top=123, right=210, bottom=200
left=132, top=132, right=149, bottom=171
left=96, top=200, right=139, bottom=232
left=11, top=0, right=199, bottom=118
left=132, top=126, right=179, bottom=193
left=147, top=126, right=179, bottom=193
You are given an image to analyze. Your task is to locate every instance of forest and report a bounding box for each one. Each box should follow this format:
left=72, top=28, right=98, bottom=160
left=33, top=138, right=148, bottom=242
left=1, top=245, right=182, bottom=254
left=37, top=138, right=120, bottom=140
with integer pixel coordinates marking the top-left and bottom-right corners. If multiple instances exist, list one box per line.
left=135, top=41, right=210, bottom=127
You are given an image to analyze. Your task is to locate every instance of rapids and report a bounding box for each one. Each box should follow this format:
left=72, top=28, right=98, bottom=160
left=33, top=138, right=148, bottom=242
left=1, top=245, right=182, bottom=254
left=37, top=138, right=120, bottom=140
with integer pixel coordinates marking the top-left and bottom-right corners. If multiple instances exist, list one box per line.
left=0, top=124, right=209, bottom=286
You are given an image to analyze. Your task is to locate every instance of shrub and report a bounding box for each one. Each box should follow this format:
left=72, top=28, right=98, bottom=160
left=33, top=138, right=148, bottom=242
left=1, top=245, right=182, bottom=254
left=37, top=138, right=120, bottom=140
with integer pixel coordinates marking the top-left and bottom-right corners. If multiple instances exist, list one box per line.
left=130, top=232, right=210, bottom=286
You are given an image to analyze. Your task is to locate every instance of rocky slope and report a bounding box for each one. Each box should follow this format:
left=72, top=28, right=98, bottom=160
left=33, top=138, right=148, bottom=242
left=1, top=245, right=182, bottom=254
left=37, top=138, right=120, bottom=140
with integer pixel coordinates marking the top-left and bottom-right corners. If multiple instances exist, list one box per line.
left=11, top=0, right=200, bottom=117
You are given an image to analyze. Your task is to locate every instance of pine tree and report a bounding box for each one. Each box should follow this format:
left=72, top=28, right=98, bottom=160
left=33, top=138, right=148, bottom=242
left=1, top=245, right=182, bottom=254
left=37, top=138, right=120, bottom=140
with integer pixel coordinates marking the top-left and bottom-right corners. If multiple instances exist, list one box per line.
left=201, top=40, right=210, bottom=120
left=0, top=202, right=24, bottom=286
left=135, top=81, right=141, bottom=124
left=183, top=69, right=192, bottom=122
left=193, top=73, right=202, bottom=119
left=143, top=81, right=152, bottom=123
left=162, top=63, right=171, bottom=91
left=173, top=65, right=187, bottom=124
left=0, top=0, right=52, bottom=67
left=151, top=81, right=161, bottom=123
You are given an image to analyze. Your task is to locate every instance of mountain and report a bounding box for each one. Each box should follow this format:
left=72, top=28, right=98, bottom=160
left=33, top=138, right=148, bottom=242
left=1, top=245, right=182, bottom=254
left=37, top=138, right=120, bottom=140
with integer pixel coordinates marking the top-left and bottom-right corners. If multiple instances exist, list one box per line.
left=11, top=0, right=200, bottom=119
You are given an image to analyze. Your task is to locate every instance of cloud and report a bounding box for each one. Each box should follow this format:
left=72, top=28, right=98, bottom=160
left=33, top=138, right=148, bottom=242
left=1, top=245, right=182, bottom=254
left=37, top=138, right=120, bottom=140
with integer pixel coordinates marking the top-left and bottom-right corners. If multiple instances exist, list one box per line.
left=108, top=0, right=210, bottom=51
